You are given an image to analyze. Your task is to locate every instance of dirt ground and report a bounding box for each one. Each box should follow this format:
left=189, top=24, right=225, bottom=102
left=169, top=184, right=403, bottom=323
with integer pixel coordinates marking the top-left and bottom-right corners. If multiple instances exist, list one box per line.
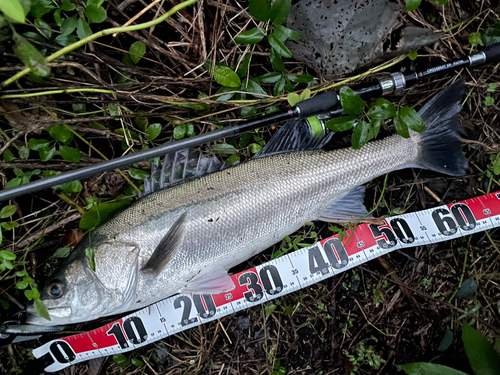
left=0, top=0, right=499, bottom=374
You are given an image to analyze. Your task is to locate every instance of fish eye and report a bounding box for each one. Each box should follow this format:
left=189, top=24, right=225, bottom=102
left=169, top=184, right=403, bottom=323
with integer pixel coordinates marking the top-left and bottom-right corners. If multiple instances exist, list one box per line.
left=47, top=282, right=63, bottom=298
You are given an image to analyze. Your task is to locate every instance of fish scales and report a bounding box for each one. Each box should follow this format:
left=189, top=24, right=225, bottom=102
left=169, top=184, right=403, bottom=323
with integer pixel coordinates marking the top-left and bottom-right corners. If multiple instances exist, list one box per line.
left=26, top=80, right=466, bottom=325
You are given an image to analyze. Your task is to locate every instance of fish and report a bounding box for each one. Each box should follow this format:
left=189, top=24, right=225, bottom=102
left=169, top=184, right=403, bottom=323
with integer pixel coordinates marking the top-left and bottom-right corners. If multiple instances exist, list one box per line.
left=26, top=80, right=467, bottom=326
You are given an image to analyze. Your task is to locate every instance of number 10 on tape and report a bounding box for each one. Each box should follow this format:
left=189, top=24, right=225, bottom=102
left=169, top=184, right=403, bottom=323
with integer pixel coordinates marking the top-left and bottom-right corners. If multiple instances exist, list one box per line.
left=33, top=191, right=500, bottom=372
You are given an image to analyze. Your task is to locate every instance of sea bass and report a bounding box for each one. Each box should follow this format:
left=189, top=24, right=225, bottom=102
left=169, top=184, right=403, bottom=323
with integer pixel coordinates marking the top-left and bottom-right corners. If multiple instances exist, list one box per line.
left=26, top=81, right=467, bottom=326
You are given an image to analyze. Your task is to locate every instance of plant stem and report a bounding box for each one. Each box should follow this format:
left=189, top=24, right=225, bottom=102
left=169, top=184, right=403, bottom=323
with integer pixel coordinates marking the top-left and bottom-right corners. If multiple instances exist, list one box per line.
left=57, top=192, right=86, bottom=215
left=0, top=89, right=116, bottom=99
left=1, top=0, right=200, bottom=88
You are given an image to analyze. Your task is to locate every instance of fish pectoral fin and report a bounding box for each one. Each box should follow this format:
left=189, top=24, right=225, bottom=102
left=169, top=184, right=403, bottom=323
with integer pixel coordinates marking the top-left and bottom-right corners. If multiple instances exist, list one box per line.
left=141, top=212, right=188, bottom=275
left=181, top=267, right=235, bottom=294
left=318, top=186, right=371, bottom=223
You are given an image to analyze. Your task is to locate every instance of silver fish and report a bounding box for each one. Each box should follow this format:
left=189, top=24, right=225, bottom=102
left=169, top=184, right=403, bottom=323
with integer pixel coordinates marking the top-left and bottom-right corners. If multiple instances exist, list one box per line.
left=26, top=81, right=467, bottom=326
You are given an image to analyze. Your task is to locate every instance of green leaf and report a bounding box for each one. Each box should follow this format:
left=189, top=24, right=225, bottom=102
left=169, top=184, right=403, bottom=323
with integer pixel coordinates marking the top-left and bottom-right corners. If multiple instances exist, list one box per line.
left=60, top=0, right=75, bottom=11
left=437, top=329, right=454, bottom=352
left=39, top=146, right=56, bottom=162
left=273, top=76, right=286, bottom=96
left=211, top=143, right=236, bottom=156
left=54, top=33, right=78, bottom=46
left=287, top=93, right=300, bottom=106
left=485, top=96, right=494, bottom=106
left=270, top=48, right=285, bottom=72
left=482, top=24, right=500, bottom=46
left=368, top=119, right=381, bottom=140
left=215, top=86, right=234, bottom=101
left=173, top=124, right=187, bottom=139
left=213, top=65, right=241, bottom=88
left=3, top=149, right=15, bottom=162
left=462, top=323, right=500, bottom=375
left=455, top=278, right=478, bottom=299
left=487, top=83, right=497, bottom=93
left=18, top=146, right=29, bottom=159
left=249, top=143, right=262, bottom=154
left=274, top=24, right=300, bottom=42
left=259, top=72, right=282, bottom=83
left=2, top=221, right=19, bottom=230
left=34, top=298, right=51, bottom=321
left=34, top=18, right=52, bottom=39
left=59, top=145, right=81, bottom=162
left=234, top=27, right=265, bottom=44
left=248, top=0, right=270, bottom=22
left=47, top=124, right=73, bottom=143
left=408, top=50, right=418, bottom=60
left=398, top=362, right=468, bottom=375
left=339, top=87, right=364, bottom=116
left=269, top=0, right=291, bottom=25
left=54, top=180, right=83, bottom=193
left=3, top=259, right=14, bottom=269
left=52, top=246, right=71, bottom=258
left=398, top=107, right=425, bottom=132
left=292, top=74, right=313, bottom=83
left=6, top=178, right=22, bottom=189
left=469, top=32, right=484, bottom=47
left=76, top=17, right=92, bottom=40
left=0, top=205, right=16, bottom=219
left=113, top=354, right=131, bottom=367
left=0, top=299, right=10, bottom=310
left=325, top=115, right=356, bottom=132
left=85, top=248, right=95, bottom=271
left=241, top=106, right=257, bottom=116
left=405, top=0, right=421, bottom=12
left=12, top=32, right=50, bottom=77
left=0, top=250, right=16, bottom=260
left=16, top=281, right=29, bottom=290
left=24, top=289, right=33, bottom=300
left=28, top=138, right=50, bottom=151
left=394, top=112, right=410, bottom=138
left=85, top=4, right=106, bottom=23
left=226, top=154, right=240, bottom=164
left=79, top=199, right=133, bottom=231
left=367, top=98, right=396, bottom=120
left=237, top=53, right=251, bottom=78
left=244, top=79, right=267, bottom=98
left=129, top=41, right=146, bottom=64
left=299, top=88, right=311, bottom=101
left=351, top=120, right=370, bottom=149
left=30, top=0, right=55, bottom=18
left=128, top=168, right=150, bottom=180
left=268, top=33, right=292, bottom=58
left=0, top=0, right=26, bottom=23
left=146, top=123, right=162, bottom=141
left=60, top=14, right=78, bottom=35
left=131, top=358, right=144, bottom=368
left=53, top=7, right=62, bottom=26
left=265, top=303, right=277, bottom=315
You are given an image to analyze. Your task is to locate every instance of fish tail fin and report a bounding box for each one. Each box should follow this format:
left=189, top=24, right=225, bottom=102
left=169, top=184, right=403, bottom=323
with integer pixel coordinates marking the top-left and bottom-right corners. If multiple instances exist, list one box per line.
left=411, top=79, right=468, bottom=176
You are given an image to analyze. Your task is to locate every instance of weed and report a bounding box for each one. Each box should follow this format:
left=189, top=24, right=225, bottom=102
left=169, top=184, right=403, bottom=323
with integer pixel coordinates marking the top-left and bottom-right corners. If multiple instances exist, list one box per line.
left=344, top=344, right=386, bottom=374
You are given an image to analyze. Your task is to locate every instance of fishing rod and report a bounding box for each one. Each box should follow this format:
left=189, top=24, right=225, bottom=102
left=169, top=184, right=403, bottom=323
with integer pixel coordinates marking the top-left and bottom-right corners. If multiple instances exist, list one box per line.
left=0, top=42, right=499, bottom=202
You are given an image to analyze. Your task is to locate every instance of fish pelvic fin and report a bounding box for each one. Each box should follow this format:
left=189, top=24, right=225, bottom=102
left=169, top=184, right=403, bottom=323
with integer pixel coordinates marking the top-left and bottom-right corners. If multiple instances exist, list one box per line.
left=141, top=212, right=188, bottom=275
left=410, top=79, right=468, bottom=176
left=181, top=266, right=235, bottom=294
left=318, top=186, right=371, bottom=223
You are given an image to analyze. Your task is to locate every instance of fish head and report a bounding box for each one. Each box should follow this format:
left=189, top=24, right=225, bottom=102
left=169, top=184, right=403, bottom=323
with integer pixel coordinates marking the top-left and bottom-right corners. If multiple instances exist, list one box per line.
left=26, top=237, right=140, bottom=326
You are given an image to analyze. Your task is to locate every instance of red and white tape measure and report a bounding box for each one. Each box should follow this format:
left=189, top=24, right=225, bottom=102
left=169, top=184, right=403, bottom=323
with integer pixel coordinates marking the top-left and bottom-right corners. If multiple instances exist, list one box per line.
left=33, top=191, right=500, bottom=372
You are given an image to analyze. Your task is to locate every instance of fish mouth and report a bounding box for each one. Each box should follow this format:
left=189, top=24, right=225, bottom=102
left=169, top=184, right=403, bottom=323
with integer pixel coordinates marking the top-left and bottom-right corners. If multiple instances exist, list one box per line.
left=26, top=304, right=72, bottom=325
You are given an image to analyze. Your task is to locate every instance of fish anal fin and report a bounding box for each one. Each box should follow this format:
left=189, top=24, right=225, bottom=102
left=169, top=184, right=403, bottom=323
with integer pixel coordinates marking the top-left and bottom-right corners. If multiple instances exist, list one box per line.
left=318, top=186, right=371, bottom=223
left=141, top=212, right=188, bottom=275
left=181, top=266, right=235, bottom=294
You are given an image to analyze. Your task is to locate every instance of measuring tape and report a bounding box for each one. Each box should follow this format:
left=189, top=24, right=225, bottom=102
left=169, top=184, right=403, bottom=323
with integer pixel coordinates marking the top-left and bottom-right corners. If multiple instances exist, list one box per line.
left=32, top=190, right=500, bottom=372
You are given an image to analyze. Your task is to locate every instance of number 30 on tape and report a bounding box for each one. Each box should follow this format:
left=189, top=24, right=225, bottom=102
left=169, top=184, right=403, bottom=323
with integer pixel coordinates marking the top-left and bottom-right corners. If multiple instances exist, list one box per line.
left=33, top=191, right=500, bottom=372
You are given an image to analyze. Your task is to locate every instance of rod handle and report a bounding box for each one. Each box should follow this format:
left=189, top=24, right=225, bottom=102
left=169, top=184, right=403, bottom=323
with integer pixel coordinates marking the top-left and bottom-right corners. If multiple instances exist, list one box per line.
left=483, top=42, right=500, bottom=64
left=294, top=92, right=339, bottom=118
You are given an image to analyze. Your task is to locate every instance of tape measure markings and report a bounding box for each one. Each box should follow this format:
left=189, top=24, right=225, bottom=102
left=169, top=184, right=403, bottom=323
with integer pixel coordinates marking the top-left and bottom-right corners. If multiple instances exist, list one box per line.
left=33, top=191, right=500, bottom=372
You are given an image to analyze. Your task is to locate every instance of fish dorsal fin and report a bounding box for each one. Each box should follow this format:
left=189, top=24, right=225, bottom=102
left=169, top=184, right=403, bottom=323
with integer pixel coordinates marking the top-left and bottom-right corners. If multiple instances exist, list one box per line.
left=318, top=186, right=371, bottom=223
left=181, top=266, right=235, bottom=294
left=254, top=118, right=332, bottom=158
left=141, top=212, right=188, bottom=275
left=142, top=148, right=239, bottom=196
